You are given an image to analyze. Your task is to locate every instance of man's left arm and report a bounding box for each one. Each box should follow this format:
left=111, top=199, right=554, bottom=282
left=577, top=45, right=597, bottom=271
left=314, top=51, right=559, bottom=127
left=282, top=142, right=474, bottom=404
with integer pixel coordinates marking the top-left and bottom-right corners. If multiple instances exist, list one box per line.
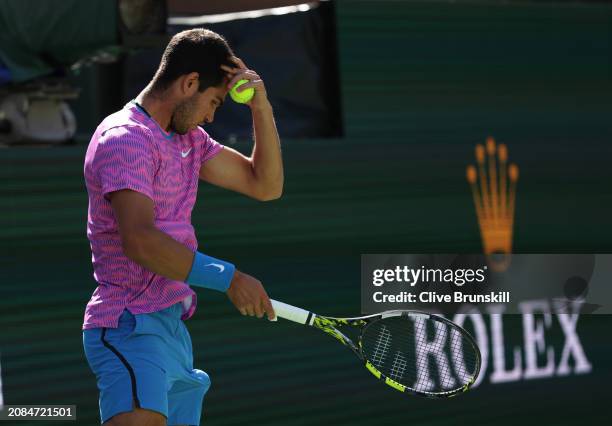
left=199, top=58, right=283, bottom=201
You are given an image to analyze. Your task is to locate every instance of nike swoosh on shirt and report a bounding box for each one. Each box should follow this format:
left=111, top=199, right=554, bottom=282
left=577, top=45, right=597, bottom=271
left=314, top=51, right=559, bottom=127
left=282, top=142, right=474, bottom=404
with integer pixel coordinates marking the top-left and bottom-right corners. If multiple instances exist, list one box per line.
left=205, top=263, right=225, bottom=273
left=181, top=148, right=193, bottom=158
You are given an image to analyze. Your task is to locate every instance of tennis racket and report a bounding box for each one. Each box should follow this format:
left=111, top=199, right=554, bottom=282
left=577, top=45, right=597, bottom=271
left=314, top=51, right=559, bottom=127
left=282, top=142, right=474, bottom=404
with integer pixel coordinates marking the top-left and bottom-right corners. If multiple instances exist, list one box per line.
left=270, top=299, right=481, bottom=398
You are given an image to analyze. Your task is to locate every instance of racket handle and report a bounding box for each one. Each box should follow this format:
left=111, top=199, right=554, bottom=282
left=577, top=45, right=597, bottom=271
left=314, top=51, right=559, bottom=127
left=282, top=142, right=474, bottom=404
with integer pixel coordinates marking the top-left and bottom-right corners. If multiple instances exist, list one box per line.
left=270, top=299, right=312, bottom=325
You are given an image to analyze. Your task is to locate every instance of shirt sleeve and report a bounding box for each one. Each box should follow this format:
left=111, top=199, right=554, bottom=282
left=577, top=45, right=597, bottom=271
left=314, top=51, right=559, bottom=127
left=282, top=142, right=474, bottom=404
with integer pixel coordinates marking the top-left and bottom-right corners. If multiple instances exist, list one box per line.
left=93, top=126, right=158, bottom=200
left=197, top=127, right=224, bottom=163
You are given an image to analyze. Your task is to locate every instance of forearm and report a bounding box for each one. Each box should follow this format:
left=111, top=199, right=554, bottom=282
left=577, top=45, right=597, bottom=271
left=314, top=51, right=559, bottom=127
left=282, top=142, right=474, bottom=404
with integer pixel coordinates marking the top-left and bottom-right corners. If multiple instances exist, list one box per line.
left=250, top=101, right=283, bottom=199
left=124, top=226, right=194, bottom=281
left=124, top=227, right=236, bottom=292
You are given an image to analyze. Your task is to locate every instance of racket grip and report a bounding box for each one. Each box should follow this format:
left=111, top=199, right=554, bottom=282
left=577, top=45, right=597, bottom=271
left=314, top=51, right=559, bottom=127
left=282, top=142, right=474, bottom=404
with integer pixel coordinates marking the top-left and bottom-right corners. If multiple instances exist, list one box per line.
left=270, top=299, right=312, bottom=325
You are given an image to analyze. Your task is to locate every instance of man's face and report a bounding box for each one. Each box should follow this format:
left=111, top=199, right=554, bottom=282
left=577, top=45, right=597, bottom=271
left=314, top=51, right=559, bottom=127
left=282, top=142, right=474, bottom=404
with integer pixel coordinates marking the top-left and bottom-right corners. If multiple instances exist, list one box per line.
left=170, top=83, right=227, bottom=135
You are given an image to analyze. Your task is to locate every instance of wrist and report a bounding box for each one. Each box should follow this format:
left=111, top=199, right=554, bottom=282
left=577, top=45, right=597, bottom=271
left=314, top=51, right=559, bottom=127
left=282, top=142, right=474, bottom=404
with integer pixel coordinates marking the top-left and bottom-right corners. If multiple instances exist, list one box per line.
left=185, top=251, right=236, bottom=292
left=226, top=269, right=242, bottom=294
left=250, top=99, right=272, bottom=113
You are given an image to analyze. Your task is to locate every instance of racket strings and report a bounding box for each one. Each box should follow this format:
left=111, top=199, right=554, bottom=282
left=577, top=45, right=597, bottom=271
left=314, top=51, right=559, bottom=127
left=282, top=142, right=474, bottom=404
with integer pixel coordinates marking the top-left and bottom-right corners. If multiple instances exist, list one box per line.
left=389, top=351, right=407, bottom=382
left=412, top=320, right=451, bottom=390
left=369, top=325, right=392, bottom=366
left=361, top=316, right=479, bottom=394
left=450, top=328, right=475, bottom=384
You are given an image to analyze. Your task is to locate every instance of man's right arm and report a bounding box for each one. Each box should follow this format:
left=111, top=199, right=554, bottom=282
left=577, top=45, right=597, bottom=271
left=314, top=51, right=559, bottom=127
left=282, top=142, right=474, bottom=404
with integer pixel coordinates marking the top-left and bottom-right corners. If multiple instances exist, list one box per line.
left=110, top=189, right=194, bottom=280
left=109, top=189, right=275, bottom=319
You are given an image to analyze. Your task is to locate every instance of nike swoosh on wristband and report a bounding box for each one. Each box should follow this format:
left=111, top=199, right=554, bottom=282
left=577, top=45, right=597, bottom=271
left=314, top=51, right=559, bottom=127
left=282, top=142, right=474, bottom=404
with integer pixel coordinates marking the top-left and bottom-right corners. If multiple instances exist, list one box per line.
left=205, top=263, right=225, bottom=273
left=181, top=148, right=193, bottom=158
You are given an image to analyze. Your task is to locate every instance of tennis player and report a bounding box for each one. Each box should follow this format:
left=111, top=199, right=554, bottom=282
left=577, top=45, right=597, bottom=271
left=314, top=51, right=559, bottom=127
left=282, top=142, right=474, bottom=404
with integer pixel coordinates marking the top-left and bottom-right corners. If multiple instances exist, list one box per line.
left=82, top=29, right=282, bottom=426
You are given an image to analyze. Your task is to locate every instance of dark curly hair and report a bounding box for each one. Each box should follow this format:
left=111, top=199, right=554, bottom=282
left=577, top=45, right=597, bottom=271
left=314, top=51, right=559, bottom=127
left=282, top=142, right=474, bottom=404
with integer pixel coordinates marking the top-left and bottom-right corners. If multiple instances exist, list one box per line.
left=151, top=28, right=234, bottom=92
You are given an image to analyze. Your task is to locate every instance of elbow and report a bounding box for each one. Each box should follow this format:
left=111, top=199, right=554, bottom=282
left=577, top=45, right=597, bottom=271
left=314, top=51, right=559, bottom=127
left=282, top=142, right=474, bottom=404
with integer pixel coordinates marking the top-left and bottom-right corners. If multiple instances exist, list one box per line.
left=255, top=183, right=283, bottom=201
left=259, top=189, right=283, bottom=201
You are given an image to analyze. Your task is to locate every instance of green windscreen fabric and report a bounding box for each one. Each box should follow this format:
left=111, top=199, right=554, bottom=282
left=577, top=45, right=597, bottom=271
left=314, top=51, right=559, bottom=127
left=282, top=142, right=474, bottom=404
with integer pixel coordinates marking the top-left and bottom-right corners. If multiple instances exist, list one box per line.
left=337, top=0, right=612, bottom=143
left=0, top=0, right=117, bottom=82
left=1, top=134, right=610, bottom=424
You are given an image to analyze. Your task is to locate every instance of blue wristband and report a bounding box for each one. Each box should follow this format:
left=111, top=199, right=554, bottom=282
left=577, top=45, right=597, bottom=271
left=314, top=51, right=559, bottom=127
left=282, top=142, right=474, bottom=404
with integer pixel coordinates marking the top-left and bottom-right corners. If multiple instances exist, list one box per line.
left=186, top=251, right=236, bottom=292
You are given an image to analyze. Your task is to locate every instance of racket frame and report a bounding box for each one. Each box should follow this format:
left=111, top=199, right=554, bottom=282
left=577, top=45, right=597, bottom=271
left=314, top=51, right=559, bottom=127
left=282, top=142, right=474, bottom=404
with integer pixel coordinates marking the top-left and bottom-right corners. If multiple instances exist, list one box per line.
left=271, top=300, right=482, bottom=398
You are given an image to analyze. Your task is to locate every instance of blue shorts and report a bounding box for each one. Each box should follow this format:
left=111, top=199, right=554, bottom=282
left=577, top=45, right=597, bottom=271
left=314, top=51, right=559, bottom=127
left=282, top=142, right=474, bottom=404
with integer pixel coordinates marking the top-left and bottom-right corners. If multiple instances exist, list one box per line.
left=83, top=303, right=210, bottom=425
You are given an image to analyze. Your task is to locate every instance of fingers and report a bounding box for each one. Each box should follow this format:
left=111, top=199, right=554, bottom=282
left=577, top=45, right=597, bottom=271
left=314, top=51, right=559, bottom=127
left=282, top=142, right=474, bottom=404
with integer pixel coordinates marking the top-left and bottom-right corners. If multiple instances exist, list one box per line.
left=226, top=71, right=260, bottom=91
left=220, top=56, right=247, bottom=72
left=220, top=57, right=259, bottom=87
left=230, top=56, right=247, bottom=69
left=255, top=301, right=265, bottom=319
left=219, top=65, right=246, bottom=88
left=238, top=305, right=256, bottom=317
left=237, top=297, right=270, bottom=319
left=220, top=64, right=240, bottom=75
left=253, top=292, right=273, bottom=320
left=249, top=290, right=269, bottom=319
left=226, top=270, right=274, bottom=319
left=263, top=296, right=276, bottom=321
left=246, top=305, right=256, bottom=317
left=236, top=80, right=263, bottom=91
left=220, top=55, right=248, bottom=81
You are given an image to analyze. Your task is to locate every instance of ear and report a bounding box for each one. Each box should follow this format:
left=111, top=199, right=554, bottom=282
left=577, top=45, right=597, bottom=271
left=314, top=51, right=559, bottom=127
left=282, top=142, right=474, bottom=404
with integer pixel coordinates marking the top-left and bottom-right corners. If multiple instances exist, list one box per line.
left=181, top=72, right=200, bottom=96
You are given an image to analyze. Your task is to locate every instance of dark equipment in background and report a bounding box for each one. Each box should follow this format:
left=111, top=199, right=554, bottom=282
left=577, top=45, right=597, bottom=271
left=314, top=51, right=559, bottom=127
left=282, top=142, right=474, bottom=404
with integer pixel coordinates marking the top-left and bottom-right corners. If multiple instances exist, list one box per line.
left=123, top=1, right=343, bottom=141
left=0, top=0, right=342, bottom=145
left=0, top=0, right=168, bottom=145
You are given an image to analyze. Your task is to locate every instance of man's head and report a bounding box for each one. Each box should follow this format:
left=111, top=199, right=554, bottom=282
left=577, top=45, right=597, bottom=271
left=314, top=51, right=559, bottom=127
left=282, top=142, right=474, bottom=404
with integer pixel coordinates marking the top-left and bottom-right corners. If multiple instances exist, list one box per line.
left=151, top=28, right=234, bottom=134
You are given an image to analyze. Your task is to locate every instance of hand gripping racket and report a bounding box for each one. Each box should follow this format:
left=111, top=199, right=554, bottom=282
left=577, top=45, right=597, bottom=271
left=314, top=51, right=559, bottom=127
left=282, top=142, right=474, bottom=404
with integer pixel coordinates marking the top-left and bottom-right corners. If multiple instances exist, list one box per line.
left=270, top=299, right=481, bottom=398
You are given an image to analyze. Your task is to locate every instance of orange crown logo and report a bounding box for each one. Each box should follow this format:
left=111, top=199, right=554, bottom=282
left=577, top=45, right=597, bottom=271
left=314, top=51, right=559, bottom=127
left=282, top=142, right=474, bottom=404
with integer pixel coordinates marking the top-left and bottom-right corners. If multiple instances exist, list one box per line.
left=466, top=137, right=519, bottom=271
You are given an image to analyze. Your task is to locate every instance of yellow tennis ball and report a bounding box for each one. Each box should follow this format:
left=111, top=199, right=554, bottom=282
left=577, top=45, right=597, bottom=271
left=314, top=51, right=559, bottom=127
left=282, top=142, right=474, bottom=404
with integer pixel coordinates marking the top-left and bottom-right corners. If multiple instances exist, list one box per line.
left=230, top=79, right=255, bottom=103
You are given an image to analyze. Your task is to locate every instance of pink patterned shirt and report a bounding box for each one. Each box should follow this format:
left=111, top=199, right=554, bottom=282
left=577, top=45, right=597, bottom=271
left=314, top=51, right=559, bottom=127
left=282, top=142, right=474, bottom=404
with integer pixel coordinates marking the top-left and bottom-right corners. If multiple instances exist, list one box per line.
left=82, top=102, right=223, bottom=329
